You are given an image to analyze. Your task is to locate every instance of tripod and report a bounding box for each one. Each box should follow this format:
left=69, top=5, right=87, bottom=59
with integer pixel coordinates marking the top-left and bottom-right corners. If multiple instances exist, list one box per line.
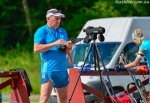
left=68, top=35, right=117, bottom=103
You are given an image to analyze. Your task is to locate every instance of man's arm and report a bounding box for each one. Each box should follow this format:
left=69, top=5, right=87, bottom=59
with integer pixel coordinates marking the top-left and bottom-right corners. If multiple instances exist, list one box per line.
left=34, top=43, right=56, bottom=53
left=34, top=39, right=66, bottom=53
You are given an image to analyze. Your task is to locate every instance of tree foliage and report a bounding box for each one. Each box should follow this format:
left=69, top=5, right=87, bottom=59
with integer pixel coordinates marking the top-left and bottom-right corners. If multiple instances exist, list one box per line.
left=0, top=0, right=150, bottom=54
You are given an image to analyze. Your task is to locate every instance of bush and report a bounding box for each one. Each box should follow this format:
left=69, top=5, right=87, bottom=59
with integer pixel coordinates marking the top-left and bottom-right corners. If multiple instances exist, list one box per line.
left=0, top=50, right=41, bottom=94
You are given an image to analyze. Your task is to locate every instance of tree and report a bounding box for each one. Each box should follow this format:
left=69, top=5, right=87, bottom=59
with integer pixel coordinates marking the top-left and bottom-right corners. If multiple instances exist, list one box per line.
left=0, top=0, right=150, bottom=54
left=22, top=0, right=33, bottom=37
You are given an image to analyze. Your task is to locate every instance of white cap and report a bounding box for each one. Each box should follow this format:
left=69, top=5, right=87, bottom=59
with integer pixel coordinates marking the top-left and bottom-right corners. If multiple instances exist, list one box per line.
left=46, top=8, right=65, bottom=18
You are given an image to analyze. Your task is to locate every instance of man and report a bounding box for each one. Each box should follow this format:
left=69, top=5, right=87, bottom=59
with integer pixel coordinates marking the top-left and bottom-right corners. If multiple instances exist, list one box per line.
left=34, top=8, right=73, bottom=103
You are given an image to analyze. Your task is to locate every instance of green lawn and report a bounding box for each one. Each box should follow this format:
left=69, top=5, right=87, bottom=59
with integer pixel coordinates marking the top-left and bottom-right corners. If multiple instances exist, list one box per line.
left=0, top=50, right=41, bottom=95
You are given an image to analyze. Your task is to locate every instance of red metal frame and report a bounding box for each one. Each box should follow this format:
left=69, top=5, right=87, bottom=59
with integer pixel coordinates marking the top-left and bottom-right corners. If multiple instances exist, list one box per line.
left=68, top=68, right=149, bottom=103
left=0, top=71, right=30, bottom=103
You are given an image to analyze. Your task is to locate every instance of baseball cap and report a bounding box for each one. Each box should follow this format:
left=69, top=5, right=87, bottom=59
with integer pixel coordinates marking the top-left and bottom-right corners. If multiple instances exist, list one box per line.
left=46, top=8, right=65, bottom=18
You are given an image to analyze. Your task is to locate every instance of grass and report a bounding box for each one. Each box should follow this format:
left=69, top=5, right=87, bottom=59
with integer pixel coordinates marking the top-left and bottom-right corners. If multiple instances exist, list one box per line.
left=0, top=50, right=41, bottom=95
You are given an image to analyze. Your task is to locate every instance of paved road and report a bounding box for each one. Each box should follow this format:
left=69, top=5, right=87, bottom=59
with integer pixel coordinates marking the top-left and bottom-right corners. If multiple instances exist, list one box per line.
left=1, top=95, right=40, bottom=103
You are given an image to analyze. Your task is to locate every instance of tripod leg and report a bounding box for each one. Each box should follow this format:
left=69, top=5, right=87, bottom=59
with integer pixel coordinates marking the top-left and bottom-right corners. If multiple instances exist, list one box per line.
left=94, top=42, right=116, bottom=103
left=101, top=74, right=115, bottom=103
left=68, top=43, right=93, bottom=103
left=93, top=45, right=107, bottom=102
left=94, top=48, right=97, bottom=71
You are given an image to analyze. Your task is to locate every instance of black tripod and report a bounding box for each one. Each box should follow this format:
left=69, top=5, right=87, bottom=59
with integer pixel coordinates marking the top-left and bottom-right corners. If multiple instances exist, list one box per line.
left=68, top=35, right=117, bottom=103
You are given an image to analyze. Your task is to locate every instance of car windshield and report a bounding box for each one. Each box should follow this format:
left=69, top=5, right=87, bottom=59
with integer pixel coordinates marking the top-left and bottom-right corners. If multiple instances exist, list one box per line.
left=69, top=42, right=120, bottom=66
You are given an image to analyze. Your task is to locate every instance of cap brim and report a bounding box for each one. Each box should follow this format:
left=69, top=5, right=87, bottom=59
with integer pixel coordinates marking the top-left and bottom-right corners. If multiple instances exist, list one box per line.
left=46, top=13, right=65, bottom=18
left=53, top=14, right=65, bottom=18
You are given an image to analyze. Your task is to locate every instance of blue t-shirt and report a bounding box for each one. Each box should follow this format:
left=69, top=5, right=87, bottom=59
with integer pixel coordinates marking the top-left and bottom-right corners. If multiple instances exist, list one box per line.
left=34, top=25, right=68, bottom=73
left=139, top=38, right=150, bottom=69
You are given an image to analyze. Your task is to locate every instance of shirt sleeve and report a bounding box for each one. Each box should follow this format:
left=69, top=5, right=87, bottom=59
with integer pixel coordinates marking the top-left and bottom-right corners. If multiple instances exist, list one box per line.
left=34, top=28, right=45, bottom=44
left=139, top=41, right=148, bottom=51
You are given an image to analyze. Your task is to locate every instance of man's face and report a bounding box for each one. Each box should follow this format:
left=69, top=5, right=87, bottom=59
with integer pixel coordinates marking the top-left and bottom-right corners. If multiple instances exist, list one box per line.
left=47, top=16, right=61, bottom=29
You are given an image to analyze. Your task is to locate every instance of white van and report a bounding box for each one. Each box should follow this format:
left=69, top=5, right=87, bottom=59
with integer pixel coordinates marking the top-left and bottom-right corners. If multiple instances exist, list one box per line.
left=49, top=17, right=150, bottom=103
left=69, top=17, right=150, bottom=102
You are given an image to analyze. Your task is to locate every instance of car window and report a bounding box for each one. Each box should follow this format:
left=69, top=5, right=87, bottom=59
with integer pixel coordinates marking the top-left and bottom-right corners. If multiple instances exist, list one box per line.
left=121, top=42, right=139, bottom=62
left=69, top=42, right=120, bottom=67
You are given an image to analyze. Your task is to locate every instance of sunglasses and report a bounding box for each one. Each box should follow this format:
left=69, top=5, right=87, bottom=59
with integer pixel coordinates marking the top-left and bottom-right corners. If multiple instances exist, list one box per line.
left=46, top=9, right=61, bottom=15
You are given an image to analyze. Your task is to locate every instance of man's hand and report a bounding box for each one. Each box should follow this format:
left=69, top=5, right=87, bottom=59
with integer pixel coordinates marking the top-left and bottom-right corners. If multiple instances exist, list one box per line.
left=65, top=41, right=73, bottom=49
left=57, top=40, right=73, bottom=51
left=54, top=39, right=66, bottom=46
